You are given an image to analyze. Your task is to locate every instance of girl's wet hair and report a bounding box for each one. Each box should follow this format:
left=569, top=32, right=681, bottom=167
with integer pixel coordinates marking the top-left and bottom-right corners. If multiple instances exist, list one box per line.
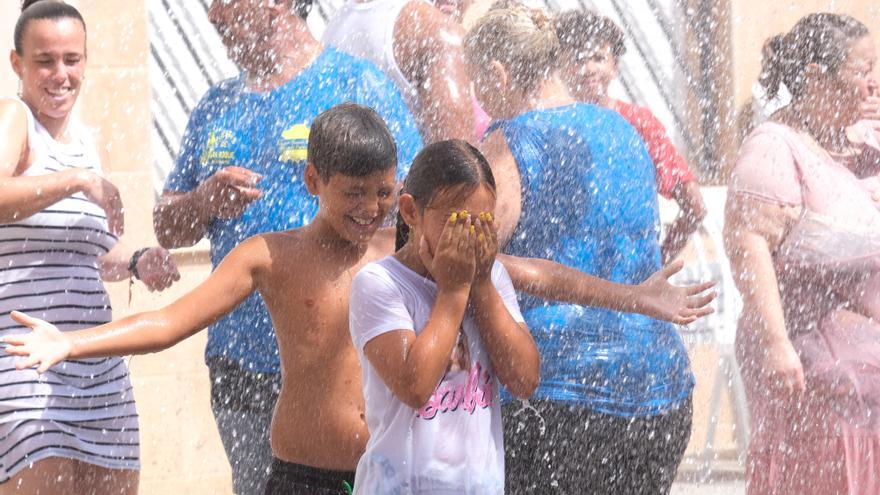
left=307, top=103, right=397, bottom=181
left=554, top=10, right=626, bottom=60
left=286, top=0, right=314, bottom=19
left=759, top=13, right=869, bottom=99
left=395, top=140, right=496, bottom=251
left=15, top=0, right=86, bottom=55
left=464, top=6, right=558, bottom=94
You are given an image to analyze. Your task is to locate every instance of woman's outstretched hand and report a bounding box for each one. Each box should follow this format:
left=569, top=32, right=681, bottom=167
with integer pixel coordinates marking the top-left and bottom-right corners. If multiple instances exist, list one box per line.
left=636, top=260, right=717, bottom=325
left=1, top=311, right=72, bottom=373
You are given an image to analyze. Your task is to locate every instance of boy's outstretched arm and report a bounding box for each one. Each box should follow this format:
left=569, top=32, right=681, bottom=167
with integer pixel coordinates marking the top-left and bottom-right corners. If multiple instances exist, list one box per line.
left=2, top=235, right=270, bottom=372
left=499, top=255, right=716, bottom=325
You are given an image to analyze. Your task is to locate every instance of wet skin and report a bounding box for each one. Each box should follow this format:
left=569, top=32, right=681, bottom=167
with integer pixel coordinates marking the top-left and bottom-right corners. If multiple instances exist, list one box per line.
left=11, top=18, right=86, bottom=138
left=258, top=226, right=395, bottom=469
left=157, top=165, right=401, bottom=469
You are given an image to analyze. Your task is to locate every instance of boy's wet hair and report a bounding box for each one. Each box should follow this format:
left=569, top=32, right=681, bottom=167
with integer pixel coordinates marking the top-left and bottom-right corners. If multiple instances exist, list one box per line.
left=308, top=103, right=398, bottom=181
left=15, top=0, right=86, bottom=55
left=554, top=10, right=626, bottom=60
left=395, top=140, right=496, bottom=250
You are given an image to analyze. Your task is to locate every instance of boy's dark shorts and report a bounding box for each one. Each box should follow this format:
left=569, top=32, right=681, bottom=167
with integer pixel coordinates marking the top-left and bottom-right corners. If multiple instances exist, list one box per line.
left=264, top=457, right=356, bottom=495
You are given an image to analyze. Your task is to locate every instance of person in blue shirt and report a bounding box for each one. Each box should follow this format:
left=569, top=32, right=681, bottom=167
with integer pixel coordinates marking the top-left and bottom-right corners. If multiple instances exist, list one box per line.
left=465, top=6, right=703, bottom=494
left=152, top=1, right=421, bottom=493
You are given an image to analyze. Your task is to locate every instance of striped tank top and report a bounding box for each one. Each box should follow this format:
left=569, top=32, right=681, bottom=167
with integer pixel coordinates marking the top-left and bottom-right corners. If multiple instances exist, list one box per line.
left=0, top=99, right=139, bottom=482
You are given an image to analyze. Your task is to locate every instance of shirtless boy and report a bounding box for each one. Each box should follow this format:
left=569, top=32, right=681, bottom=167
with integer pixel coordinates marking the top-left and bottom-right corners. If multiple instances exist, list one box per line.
left=2, top=103, right=714, bottom=493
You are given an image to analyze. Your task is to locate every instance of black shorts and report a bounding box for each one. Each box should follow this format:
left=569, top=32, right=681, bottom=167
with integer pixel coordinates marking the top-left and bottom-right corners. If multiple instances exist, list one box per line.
left=264, top=458, right=356, bottom=495
left=207, top=357, right=281, bottom=413
left=503, top=397, right=693, bottom=495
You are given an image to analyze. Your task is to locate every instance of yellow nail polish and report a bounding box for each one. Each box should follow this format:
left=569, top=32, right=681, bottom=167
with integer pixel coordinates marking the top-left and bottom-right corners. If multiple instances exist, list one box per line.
left=487, top=212, right=493, bottom=222
left=470, top=225, right=476, bottom=234
left=461, top=210, right=468, bottom=217
left=478, top=233, right=485, bottom=241
left=450, top=212, right=457, bottom=221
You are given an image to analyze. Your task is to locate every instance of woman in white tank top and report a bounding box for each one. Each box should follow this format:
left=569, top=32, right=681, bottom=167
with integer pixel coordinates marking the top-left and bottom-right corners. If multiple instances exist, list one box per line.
left=0, top=2, right=179, bottom=493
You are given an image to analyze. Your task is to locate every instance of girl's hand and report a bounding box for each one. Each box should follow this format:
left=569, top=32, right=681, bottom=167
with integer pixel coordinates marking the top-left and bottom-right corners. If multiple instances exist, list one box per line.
left=136, top=247, right=181, bottom=292
left=2, top=312, right=72, bottom=373
left=420, top=211, right=476, bottom=292
left=636, top=260, right=717, bottom=324
left=473, top=212, right=499, bottom=286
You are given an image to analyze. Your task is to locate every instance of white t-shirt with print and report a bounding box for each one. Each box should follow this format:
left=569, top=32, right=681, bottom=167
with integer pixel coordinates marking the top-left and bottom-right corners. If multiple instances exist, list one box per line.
left=349, top=256, right=525, bottom=495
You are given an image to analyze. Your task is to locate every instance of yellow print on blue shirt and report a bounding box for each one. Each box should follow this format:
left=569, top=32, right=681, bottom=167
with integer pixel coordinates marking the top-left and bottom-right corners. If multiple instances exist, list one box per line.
left=279, top=123, right=310, bottom=162
left=200, top=130, right=237, bottom=166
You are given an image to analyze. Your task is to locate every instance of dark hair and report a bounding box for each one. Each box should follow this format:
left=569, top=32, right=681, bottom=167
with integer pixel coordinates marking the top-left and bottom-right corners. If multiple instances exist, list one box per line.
left=307, top=103, right=397, bottom=181
left=265, top=0, right=313, bottom=19
left=759, top=13, right=869, bottom=99
left=292, top=0, right=313, bottom=19
left=15, top=0, right=86, bottom=54
left=555, top=10, right=626, bottom=60
left=22, top=0, right=45, bottom=9
left=395, top=140, right=497, bottom=250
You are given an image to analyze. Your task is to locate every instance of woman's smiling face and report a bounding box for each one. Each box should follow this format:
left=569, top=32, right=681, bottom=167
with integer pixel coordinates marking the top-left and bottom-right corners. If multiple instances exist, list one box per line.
left=12, top=17, right=87, bottom=122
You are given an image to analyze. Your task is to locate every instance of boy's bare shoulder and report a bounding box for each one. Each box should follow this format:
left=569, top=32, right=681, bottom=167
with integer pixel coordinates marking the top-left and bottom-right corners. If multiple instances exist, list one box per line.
left=260, top=229, right=312, bottom=257
left=236, top=230, right=306, bottom=268
left=259, top=228, right=306, bottom=247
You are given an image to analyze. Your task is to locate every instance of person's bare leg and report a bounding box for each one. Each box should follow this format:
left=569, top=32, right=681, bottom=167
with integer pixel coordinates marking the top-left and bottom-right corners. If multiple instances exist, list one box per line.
left=0, top=457, right=78, bottom=495
left=76, top=461, right=138, bottom=495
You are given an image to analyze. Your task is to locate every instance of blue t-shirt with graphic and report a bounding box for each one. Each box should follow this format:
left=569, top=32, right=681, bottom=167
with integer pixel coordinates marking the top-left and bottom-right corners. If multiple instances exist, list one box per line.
left=491, top=103, right=694, bottom=416
left=165, top=47, right=422, bottom=373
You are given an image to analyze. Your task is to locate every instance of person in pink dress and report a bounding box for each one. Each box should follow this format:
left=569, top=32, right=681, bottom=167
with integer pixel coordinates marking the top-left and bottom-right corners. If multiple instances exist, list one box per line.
left=554, top=10, right=706, bottom=263
left=724, top=12, right=880, bottom=495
